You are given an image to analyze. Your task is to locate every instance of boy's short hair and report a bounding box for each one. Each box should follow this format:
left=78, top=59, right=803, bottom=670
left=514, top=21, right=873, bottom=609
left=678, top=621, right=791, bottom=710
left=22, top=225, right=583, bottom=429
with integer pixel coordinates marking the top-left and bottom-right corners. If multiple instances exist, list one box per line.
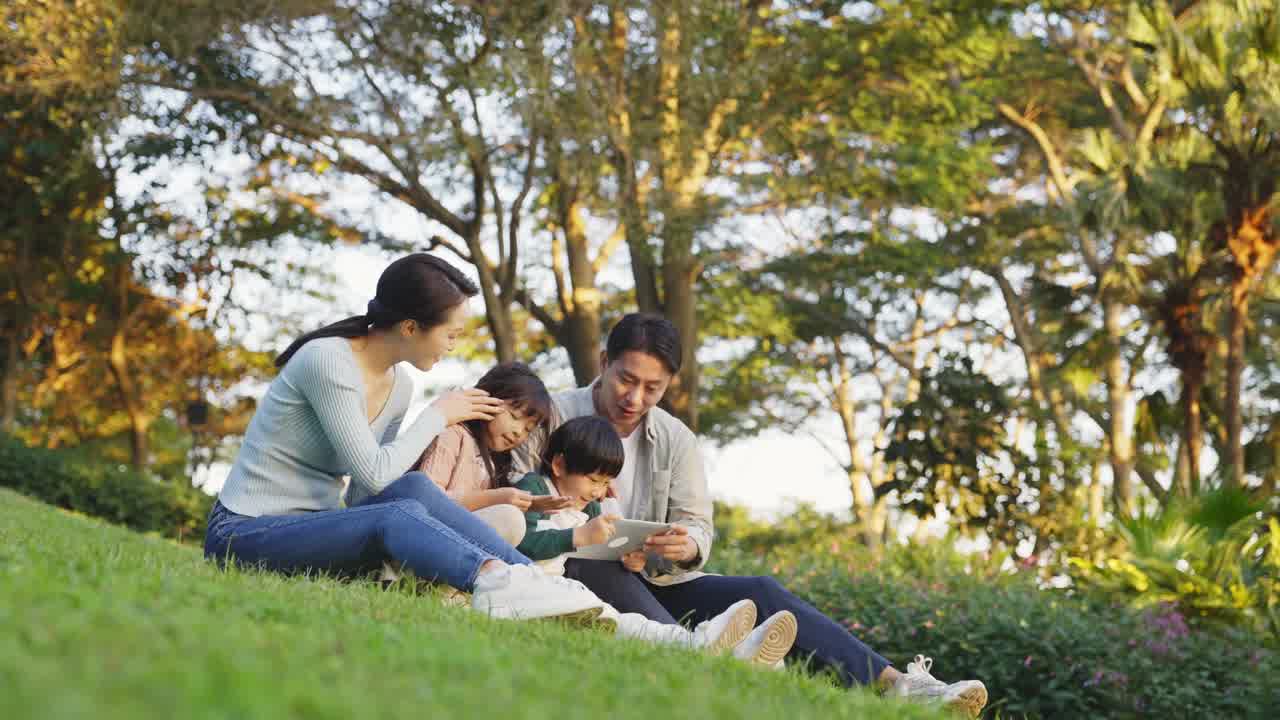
left=539, top=416, right=624, bottom=479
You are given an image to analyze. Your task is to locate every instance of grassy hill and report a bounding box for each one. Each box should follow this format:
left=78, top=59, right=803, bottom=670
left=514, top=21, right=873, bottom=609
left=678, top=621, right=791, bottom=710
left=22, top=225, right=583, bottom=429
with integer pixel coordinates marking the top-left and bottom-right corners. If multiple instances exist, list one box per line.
left=0, top=488, right=938, bottom=720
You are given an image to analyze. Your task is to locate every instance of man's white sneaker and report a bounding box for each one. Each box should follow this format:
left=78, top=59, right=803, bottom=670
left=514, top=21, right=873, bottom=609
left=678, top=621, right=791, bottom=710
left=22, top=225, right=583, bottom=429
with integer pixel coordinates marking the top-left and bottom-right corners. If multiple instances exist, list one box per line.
left=470, top=564, right=605, bottom=623
left=690, top=599, right=758, bottom=654
left=731, top=610, right=798, bottom=666
left=609, top=601, right=753, bottom=651
left=892, top=654, right=988, bottom=718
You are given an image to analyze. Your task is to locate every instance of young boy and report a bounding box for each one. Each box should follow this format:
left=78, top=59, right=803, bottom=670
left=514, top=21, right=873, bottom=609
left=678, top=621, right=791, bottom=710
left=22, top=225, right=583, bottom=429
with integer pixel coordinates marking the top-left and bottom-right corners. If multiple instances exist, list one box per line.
left=514, top=416, right=797, bottom=665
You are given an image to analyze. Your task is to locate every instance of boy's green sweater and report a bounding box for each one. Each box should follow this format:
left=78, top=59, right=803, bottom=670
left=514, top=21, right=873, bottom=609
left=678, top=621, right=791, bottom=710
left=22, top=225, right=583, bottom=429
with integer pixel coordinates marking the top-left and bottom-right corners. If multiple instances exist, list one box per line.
left=513, top=472, right=601, bottom=561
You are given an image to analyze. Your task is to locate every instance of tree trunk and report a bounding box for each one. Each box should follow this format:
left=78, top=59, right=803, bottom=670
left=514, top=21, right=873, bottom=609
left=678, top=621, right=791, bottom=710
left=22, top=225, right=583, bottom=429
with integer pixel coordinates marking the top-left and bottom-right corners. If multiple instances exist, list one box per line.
left=618, top=155, right=661, bottom=315
left=1173, top=435, right=1191, bottom=498
left=651, top=7, right=702, bottom=430
left=3, top=235, right=32, bottom=435
left=1, top=330, right=17, bottom=433
left=1220, top=200, right=1277, bottom=485
left=107, top=262, right=148, bottom=468
left=1223, top=280, right=1247, bottom=487
left=1089, top=460, right=1104, bottom=526
left=833, top=345, right=878, bottom=547
left=992, top=269, right=1073, bottom=437
left=600, top=6, right=660, bottom=315
left=1159, top=279, right=1209, bottom=496
left=464, top=227, right=517, bottom=363
left=660, top=234, right=699, bottom=430
left=1103, top=298, right=1134, bottom=514
left=559, top=197, right=604, bottom=385
left=1182, top=374, right=1204, bottom=494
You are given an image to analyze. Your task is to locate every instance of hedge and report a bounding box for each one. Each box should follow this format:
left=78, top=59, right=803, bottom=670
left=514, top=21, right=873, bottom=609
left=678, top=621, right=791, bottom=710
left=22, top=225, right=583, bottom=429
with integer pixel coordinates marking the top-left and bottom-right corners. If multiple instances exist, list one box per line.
left=0, top=434, right=212, bottom=542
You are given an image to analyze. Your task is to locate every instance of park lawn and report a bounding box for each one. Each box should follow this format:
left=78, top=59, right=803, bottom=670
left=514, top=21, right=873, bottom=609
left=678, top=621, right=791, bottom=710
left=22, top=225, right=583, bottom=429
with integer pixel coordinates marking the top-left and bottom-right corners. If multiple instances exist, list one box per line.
left=0, top=488, right=939, bottom=720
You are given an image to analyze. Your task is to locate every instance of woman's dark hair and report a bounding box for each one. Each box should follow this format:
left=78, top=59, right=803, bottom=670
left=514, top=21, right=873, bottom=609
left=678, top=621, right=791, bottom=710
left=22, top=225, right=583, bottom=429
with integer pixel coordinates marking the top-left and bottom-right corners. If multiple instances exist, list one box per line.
left=464, top=362, right=553, bottom=486
left=539, top=416, right=625, bottom=480
left=275, top=253, right=479, bottom=368
left=605, top=312, right=682, bottom=374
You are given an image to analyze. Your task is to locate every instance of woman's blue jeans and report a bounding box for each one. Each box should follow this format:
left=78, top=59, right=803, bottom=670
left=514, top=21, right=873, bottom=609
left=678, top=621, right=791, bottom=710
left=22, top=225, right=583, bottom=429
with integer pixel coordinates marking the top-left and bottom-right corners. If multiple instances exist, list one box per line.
left=203, top=472, right=531, bottom=591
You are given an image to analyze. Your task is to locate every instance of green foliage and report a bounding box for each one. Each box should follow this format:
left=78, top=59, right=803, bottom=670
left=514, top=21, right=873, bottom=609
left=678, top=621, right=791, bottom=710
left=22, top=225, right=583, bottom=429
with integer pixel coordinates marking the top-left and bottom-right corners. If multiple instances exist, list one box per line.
left=1068, top=487, right=1280, bottom=639
left=882, top=354, right=1077, bottom=550
left=0, top=434, right=212, bottom=541
left=709, top=519, right=1280, bottom=719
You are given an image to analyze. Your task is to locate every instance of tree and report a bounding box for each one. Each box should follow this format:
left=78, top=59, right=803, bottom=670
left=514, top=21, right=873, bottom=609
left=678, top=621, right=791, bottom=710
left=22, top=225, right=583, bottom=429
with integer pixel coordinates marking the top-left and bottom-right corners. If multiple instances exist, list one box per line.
left=1127, top=0, right=1280, bottom=486
left=127, top=1, right=552, bottom=362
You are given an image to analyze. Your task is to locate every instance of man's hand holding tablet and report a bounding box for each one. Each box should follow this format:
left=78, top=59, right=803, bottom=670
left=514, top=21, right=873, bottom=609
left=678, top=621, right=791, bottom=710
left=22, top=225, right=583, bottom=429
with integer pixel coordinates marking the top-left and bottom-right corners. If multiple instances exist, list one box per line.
left=568, top=519, right=673, bottom=561
left=643, top=524, right=699, bottom=563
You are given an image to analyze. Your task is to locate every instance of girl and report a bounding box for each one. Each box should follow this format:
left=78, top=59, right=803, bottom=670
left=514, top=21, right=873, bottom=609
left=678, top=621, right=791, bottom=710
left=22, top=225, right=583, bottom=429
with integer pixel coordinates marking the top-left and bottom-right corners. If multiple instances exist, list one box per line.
left=408, top=362, right=568, bottom=547
left=514, top=416, right=800, bottom=662
left=203, top=252, right=602, bottom=622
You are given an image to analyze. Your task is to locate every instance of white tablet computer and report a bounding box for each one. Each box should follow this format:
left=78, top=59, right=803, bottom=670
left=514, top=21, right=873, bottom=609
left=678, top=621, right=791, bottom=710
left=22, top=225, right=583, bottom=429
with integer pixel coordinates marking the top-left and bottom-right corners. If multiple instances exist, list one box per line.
left=567, top=519, right=673, bottom=561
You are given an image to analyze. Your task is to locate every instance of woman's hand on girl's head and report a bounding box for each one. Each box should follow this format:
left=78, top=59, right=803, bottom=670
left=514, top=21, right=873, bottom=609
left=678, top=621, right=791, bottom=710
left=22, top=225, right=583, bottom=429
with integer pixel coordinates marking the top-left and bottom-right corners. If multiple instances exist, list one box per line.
left=432, top=388, right=503, bottom=426
left=528, top=495, right=573, bottom=513
left=493, top=487, right=533, bottom=511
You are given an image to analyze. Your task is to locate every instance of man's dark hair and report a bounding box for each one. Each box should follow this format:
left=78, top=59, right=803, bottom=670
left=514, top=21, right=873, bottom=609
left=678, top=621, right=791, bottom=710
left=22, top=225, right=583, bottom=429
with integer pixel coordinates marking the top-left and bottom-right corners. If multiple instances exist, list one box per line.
left=539, top=416, right=625, bottom=479
left=605, top=313, right=682, bottom=374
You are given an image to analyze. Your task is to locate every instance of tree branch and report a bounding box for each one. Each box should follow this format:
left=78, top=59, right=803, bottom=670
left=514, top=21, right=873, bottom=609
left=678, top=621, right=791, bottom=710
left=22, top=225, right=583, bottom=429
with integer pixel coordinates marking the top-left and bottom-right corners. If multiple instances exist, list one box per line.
left=996, top=101, right=1078, bottom=202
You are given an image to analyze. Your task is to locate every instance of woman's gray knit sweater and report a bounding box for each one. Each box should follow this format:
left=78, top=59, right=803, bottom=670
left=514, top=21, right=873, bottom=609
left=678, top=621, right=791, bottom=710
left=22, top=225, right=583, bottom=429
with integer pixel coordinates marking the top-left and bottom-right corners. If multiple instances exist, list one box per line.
left=218, top=337, right=445, bottom=516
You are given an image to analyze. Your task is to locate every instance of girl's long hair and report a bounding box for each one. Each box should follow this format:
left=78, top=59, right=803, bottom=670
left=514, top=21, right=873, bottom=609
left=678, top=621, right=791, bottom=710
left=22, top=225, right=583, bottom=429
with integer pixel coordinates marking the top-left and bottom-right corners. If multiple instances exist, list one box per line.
left=464, top=362, right=553, bottom=486
left=274, top=253, right=478, bottom=368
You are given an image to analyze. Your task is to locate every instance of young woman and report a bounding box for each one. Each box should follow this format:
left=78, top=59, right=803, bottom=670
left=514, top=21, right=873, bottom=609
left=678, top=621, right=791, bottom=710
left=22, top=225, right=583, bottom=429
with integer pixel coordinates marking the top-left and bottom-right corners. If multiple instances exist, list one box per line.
left=203, top=253, right=601, bottom=621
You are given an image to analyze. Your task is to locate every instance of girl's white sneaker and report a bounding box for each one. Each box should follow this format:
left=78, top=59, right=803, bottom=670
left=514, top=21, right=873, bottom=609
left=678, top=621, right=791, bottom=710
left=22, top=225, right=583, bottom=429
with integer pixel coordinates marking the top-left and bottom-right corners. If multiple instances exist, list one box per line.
left=471, top=564, right=605, bottom=623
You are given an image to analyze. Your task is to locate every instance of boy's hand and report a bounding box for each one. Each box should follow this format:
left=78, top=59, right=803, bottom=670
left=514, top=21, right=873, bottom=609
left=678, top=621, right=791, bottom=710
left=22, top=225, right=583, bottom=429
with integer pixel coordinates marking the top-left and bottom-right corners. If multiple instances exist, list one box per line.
left=573, top=514, right=618, bottom=548
left=529, top=495, right=574, bottom=513
left=620, top=549, right=647, bottom=573
left=643, top=525, right=698, bottom=563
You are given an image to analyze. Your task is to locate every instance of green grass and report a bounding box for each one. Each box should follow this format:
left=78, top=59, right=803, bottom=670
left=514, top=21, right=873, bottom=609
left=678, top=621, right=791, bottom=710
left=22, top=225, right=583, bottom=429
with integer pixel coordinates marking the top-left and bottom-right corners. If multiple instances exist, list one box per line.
left=0, top=489, right=937, bottom=720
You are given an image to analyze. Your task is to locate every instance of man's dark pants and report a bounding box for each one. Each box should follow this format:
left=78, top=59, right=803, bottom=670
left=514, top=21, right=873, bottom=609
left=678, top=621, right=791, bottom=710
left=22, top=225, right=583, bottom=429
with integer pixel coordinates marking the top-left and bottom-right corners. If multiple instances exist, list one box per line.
left=564, top=559, right=891, bottom=686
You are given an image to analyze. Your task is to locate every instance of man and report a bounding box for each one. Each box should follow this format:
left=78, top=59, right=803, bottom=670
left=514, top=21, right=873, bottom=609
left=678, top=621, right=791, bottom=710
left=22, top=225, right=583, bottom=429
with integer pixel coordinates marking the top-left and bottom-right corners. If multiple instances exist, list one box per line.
left=514, top=313, right=988, bottom=716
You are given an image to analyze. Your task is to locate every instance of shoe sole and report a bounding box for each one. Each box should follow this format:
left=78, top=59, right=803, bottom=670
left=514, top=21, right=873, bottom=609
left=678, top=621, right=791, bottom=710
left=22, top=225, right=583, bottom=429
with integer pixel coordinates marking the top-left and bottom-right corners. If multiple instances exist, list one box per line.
left=943, top=683, right=988, bottom=718
left=707, top=602, right=758, bottom=654
left=750, top=611, right=797, bottom=666
left=440, top=589, right=472, bottom=608
left=545, top=605, right=610, bottom=628
left=480, top=604, right=606, bottom=625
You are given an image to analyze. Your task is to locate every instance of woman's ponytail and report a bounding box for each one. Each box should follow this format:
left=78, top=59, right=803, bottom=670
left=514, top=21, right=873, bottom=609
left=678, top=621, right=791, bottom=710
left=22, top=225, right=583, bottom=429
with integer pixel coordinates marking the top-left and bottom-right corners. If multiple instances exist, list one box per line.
left=273, top=253, right=478, bottom=369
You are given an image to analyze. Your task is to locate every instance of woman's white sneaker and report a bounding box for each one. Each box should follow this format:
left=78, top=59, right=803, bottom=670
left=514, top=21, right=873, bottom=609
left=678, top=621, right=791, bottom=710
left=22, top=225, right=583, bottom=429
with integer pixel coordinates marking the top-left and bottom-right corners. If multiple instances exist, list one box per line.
left=470, top=564, right=605, bottom=622
left=731, top=610, right=798, bottom=665
left=892, top=654, right=988, bottom=718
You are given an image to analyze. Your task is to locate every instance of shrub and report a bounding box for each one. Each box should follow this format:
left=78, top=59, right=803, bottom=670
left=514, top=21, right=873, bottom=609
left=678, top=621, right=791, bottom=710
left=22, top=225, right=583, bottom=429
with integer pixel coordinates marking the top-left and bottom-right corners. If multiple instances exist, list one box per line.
left=1068, top=487, right=1280, bottom=642
left=709, top=544, right=1280, bottom=718
left=0, top=434, right=212, bottom=542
